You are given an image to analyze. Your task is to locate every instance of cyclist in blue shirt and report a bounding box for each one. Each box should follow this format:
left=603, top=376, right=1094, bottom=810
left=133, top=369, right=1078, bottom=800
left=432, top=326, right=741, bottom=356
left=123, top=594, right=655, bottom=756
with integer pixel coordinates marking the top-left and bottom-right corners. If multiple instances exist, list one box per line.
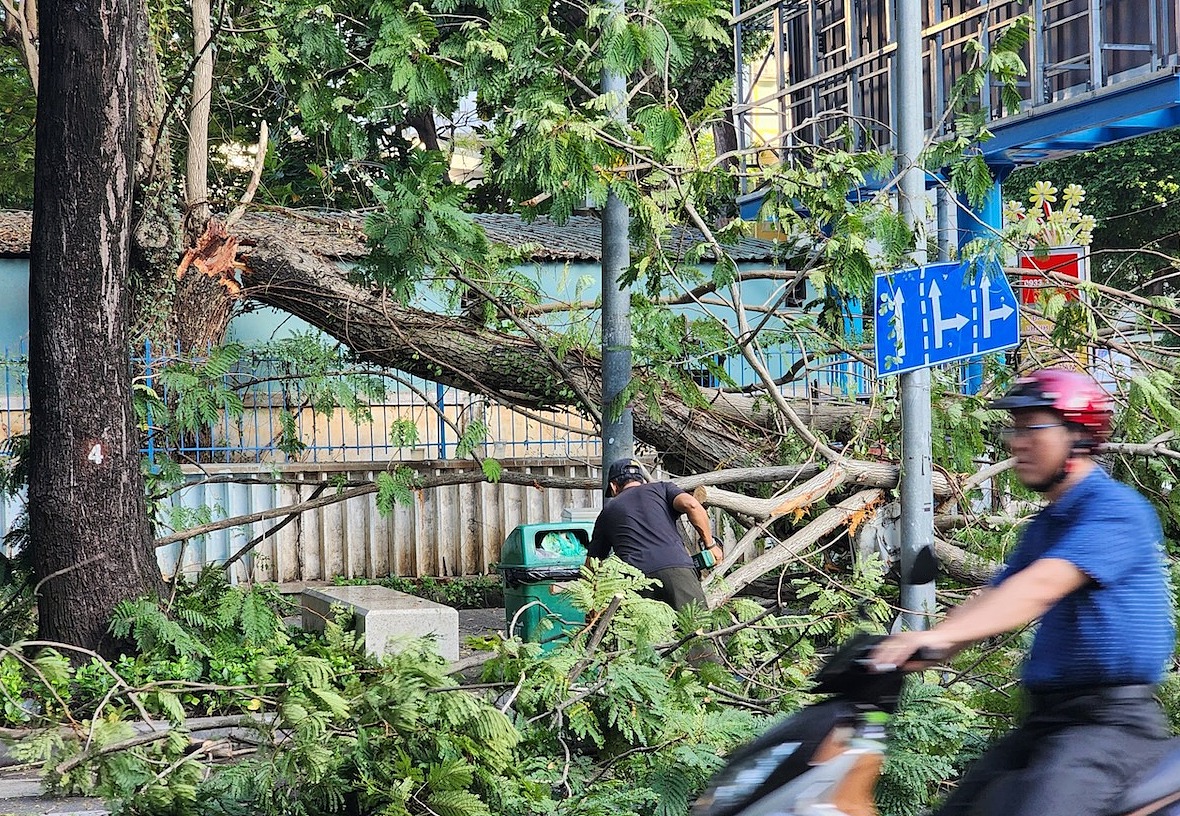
left=873, top=368, right=1175, bottom=816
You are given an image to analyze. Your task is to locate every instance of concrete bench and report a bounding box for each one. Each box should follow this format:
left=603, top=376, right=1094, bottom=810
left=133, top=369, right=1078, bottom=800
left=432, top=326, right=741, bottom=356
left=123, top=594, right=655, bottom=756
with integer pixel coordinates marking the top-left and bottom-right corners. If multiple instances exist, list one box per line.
left=301, top=585, right=460, bottom=661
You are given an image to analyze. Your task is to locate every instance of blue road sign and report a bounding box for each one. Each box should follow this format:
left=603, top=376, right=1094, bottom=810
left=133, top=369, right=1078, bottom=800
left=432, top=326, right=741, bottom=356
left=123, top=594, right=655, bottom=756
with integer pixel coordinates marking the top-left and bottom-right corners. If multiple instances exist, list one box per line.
left=874, top=258, right=1019, bottom=377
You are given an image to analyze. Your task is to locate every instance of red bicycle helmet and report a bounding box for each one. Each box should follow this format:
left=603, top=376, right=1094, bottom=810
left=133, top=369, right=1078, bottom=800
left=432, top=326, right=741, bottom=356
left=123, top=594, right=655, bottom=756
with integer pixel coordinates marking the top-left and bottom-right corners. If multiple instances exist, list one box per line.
left=990, top=369, right=1113, bottom=444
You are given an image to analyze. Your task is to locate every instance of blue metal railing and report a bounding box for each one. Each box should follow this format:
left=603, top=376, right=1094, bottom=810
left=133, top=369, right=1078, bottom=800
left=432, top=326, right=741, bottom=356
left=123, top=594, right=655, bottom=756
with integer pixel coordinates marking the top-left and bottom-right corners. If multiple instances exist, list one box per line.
left=1, top=340, right=28, bottom=449
left=0, top=341, right=887, bottom=465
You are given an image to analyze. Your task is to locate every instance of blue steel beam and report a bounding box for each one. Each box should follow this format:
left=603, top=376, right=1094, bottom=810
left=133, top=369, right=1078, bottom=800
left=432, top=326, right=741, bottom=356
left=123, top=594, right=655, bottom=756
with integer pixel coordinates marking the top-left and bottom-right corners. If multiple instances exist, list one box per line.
left=983, top=70, right=1180, bottom=172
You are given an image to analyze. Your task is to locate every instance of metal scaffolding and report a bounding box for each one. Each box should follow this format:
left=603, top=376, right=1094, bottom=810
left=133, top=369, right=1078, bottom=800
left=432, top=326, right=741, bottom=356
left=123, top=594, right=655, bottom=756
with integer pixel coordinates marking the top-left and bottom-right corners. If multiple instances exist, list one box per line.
left=734, top=0, right=1179, bottom=188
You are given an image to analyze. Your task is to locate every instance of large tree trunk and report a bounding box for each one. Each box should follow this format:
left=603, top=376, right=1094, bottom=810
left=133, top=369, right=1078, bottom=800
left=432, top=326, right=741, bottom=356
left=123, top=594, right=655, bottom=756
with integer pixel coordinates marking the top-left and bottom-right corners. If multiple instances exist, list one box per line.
left=169, top=0, right=235, bottom=353
left=128, top=0, right=181, bottom=342
left=240, top=230, right=778, bottom=475
left=29, top=0, right=162, bottom=651
left=128, top=0, right=233, bottom=353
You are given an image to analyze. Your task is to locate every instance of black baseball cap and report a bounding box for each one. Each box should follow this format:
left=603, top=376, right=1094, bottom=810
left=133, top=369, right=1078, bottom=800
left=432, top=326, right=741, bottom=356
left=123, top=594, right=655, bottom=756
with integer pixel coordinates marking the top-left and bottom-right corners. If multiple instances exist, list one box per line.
left=606, top=459, right=646, bottom=497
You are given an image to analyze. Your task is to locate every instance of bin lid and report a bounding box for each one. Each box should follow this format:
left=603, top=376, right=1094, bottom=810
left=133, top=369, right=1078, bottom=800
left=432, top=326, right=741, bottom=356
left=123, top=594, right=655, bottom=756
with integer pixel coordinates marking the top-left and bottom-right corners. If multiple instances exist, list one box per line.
left=497, top=521, right=592, bottom=568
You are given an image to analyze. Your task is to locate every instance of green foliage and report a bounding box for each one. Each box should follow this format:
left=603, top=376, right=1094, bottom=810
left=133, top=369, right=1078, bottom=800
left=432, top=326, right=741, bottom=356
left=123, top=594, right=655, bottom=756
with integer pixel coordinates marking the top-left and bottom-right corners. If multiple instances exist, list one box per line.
left=755, top=146, right=910, bottom=334
left=333, top=573, right=504, bottom=609
left=1006, top=129, right=1180, bottom=292
left=1112, top=371, right=1180, bottom=538
left=0, top=434, right=33, bottom=645
left=481, top=456, right=504, bottom=482
left=151, top=344, right=246, bottom=445
left=878, top=679, right=981, bottom=816
left=361, top=150, right=490, bottom=295
left=135, top=334, right=400, bottom=469
left=0, top=46, right=35, bottom=208
left=110, top=598, right=213, bottom=661
left=924, top=15, right=1031, bottom=207
left=790, top=554, right=893, bottom=641
left=389, top=418, right=422, bottom=448
left=1, top=553, right=1055, bottom=816
left=456, top=418, right=490, bottom=458
left=255, top=333, right=388, bottom=424
left=375, top=466, right=421, bottom=514
left=929, top=370, right=1000, bottom=473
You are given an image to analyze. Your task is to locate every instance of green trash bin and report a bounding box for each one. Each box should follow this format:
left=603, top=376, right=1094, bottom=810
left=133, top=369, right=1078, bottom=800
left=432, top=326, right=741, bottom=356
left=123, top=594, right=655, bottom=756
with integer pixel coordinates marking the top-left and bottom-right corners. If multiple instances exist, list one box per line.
left=497, top=522, right=593, bottom=650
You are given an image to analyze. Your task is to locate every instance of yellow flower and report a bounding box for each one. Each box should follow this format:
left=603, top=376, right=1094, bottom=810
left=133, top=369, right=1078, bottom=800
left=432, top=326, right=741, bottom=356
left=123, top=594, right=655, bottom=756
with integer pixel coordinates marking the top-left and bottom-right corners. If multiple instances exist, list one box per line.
left=1062, top=183, right=1085, bottom=207
left=1029, top=180, right=1058, bottom=208
left=1076, top=230, right=1093, bottom=246
left=1004, top=200, right=1027, bottom=221
left=1078, top=214, right=1097, bottom=232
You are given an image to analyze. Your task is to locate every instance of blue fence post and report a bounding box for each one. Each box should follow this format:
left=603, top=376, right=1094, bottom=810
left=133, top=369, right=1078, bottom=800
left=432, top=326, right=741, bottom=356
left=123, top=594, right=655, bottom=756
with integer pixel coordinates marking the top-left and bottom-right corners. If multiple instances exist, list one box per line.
left=144, top=339, right=157, bottom=469
left=436, top=382, right=447, bottom=459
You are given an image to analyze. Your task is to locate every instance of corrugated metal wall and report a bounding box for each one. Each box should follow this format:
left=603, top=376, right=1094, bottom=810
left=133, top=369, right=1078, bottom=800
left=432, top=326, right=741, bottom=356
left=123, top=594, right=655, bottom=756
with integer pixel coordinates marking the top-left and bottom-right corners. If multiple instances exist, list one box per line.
left=157, top=459, right=602, bottom=583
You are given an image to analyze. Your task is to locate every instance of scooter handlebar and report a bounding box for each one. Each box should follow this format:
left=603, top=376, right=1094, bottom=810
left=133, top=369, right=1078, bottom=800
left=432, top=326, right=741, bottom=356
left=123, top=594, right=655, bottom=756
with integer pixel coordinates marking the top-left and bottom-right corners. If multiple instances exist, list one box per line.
left=855, top=644, right=947, bottom=673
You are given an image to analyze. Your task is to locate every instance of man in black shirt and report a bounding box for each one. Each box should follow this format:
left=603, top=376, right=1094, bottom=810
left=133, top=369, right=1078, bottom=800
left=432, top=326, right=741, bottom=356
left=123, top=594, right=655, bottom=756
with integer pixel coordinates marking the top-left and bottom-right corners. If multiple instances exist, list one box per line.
left=586, top=459, right=722, bottom=610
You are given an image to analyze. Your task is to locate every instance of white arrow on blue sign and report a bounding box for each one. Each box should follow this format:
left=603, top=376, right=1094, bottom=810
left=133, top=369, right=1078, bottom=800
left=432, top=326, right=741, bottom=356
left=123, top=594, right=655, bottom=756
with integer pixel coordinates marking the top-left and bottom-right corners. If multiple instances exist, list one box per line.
left=874, top=257, right=1019, bottom=377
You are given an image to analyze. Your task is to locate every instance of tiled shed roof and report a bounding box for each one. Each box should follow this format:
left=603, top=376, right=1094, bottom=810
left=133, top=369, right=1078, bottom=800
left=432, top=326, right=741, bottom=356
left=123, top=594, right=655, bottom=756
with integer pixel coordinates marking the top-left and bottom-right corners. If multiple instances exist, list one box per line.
left=472, top=212, right=779, bottom=262
left=0, top=210, right=31, bottom=256
left=0, top=209, right=779, bottom=262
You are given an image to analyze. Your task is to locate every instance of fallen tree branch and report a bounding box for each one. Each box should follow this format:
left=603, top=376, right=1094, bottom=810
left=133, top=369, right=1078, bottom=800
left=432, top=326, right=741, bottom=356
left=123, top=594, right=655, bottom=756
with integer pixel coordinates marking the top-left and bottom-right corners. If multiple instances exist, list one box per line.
left=1103, top=440, right=1180, bottom=461
left=154, top=468, right=604, bottom=548
left=707, top=489, right=884, bottom=605
left=11, top=713, right=275, bottom=777
left=154, top=460, right=897, bottom=550
left=692, top=467, right=849, bottom=521
left=56, top=728, right=175, bottom=775
left=694, top=462, right=952, bottom=522
left=934, top=514, right=1021, bottom=532
left=934, top=538, right=1001, bottom=586
left=703, top=515, right=781, bottom=589
left=674, top=463, right=823, bottom=490
left=218, top=482, right=329, bottom=571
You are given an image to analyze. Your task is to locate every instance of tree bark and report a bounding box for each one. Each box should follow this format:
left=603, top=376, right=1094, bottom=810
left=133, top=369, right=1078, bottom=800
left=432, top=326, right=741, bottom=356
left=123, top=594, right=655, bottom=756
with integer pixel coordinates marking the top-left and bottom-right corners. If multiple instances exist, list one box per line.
left=184, top=0, right=213, bottom=242
left=128, top=0, right=182, bottom=341
left=29, top=0, right=162, bottom=651
left=240, top=233, right=780, bottom=475
left=706, top=489, right=885, bottom=605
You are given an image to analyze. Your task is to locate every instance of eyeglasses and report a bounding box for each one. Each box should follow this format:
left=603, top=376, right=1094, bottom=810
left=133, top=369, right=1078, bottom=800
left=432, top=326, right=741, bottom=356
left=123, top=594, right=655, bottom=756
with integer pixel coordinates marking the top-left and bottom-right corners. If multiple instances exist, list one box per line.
left=997, top=423, right=1064, bottom=441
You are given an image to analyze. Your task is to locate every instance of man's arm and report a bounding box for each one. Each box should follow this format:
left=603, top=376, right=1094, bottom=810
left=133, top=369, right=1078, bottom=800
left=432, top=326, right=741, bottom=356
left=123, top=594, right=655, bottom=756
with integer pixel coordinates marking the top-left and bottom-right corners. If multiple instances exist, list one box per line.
left=672, top=492, right=722, bottom=563
left=585, top=519, right=608, bottom=567
left=872, top=557, right=1091, bottom=669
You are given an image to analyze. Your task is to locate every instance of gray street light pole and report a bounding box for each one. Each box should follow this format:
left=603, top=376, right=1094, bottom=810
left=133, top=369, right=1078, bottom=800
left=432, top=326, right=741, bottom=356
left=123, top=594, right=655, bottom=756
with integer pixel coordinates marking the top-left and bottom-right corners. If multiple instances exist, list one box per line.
left=896, top=0, right=936, bottom=629
left=601, top=0, right=634, bottom=486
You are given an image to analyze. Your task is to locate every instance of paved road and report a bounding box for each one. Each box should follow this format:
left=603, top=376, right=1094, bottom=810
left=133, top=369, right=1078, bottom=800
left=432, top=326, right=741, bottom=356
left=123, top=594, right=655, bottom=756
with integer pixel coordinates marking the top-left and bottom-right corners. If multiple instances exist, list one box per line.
left=0, top=776, right=106, bottom=815
left=459, top=607, right=508, bottom=653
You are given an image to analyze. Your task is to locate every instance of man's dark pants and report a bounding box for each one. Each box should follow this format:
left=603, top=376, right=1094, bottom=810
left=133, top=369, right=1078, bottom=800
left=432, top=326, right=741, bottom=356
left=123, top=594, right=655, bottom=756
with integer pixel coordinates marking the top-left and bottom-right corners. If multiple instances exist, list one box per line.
left=936, top=686, right=1171, bottom=816
left=644, top=566, right=707, bottom=611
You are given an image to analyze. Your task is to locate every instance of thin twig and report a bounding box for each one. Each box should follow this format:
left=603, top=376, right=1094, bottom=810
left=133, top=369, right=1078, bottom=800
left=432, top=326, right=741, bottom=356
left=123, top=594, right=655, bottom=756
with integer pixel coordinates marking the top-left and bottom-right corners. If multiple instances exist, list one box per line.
left=31, top=554, right=105, bottom=597
left=705, top=684, right=774, bottom=714
left=567, top=593, right=624, bottom=681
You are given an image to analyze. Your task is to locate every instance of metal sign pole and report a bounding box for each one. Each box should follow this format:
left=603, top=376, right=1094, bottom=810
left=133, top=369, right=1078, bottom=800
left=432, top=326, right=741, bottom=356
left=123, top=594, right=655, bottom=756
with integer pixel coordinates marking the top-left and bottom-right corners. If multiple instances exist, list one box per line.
left=601, top=0, right=634, bottom=487
left=895, top=0, right=935, bottom=629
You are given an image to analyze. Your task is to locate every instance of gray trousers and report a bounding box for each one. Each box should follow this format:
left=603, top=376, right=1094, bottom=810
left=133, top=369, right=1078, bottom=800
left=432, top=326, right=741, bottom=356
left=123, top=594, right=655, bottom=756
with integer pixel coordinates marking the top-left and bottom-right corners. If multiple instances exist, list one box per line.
left=937, top=685, right=1171, bottom=816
